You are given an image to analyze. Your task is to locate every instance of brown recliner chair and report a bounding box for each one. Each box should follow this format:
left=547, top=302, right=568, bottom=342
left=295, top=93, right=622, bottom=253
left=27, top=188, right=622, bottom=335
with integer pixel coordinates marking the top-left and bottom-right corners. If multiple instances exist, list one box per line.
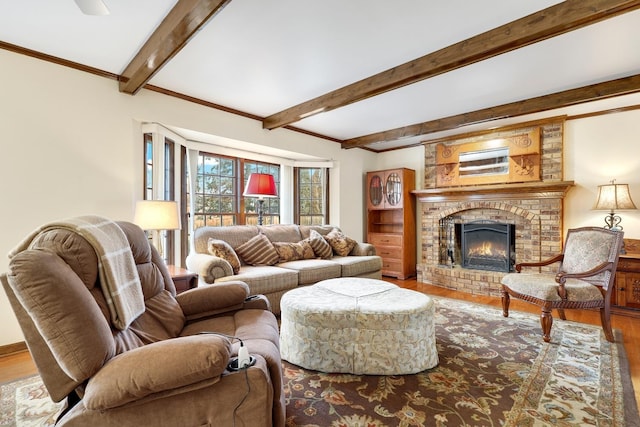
left=1, top=217, right=285, bottom=427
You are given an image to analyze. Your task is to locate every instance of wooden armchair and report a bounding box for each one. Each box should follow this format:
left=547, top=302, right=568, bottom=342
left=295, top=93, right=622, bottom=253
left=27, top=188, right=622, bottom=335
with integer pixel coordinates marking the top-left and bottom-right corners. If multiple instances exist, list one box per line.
left=501, top=227, right=624, bottom=342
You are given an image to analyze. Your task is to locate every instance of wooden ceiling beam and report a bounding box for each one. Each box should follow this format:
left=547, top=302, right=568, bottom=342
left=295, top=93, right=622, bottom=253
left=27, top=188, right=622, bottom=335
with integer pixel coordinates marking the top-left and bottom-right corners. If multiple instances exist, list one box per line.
left=263, top=0, right=640, bottom=130
left=119, top=0, right=232, bottom=95
left=341, top=74, right=640, bottom=149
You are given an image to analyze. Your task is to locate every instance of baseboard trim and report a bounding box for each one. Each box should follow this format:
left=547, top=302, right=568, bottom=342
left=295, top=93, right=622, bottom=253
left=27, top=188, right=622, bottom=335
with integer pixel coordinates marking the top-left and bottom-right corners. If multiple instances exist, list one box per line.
left=0, top=341, right=27, bottom=356
left=611, top=306, right=640, bottom=319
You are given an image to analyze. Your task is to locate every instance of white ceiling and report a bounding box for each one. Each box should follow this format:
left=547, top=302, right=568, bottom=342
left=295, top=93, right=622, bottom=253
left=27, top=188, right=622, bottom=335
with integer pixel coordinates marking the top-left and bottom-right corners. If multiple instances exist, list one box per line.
left=1, top=0, right=639, bottom=152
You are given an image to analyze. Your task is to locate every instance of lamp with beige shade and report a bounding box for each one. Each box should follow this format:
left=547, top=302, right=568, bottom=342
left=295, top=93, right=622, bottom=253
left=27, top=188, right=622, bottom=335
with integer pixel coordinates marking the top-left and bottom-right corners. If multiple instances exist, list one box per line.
left=593, top=180, right=637, bottom=231
left=134, top=200, right=181, bottom=261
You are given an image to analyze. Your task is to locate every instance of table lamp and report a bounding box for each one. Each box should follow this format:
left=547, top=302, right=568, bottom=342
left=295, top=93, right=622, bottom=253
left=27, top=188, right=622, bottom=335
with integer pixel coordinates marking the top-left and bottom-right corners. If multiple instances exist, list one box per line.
left=134, top=200, right=181, bottom=259
left=593, top=180, right=637, bottom=230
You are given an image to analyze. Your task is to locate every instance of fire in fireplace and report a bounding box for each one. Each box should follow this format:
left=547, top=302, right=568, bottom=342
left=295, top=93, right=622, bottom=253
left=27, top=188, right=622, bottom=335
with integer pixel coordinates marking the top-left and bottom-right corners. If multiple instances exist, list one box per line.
left=461, top=222, right=515, bottom=272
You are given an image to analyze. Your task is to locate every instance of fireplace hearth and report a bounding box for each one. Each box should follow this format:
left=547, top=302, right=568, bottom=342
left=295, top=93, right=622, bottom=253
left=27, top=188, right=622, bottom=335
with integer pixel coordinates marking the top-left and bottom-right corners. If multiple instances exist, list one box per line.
left=461, top=222, right=515, bottom=272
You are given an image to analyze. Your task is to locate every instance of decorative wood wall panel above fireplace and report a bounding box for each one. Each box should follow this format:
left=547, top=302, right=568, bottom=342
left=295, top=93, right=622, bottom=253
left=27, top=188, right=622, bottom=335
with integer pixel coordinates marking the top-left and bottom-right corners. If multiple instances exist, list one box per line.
left=435, top=127, right=541, bottom=187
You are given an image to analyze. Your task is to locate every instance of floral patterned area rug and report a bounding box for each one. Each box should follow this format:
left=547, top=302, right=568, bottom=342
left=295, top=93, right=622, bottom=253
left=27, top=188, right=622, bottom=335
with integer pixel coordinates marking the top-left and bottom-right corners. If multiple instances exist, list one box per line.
left=283, top=298, right=639, bottom=427
left=1, top=298, right=637, bottom=427
left=0, top=376, right=63, bottom=427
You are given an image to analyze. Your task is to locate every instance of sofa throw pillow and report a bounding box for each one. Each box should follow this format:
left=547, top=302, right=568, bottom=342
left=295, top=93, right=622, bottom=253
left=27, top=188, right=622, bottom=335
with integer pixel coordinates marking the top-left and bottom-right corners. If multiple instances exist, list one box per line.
left=207, top=238, right=241, bottom=274
left=324, top=228, right=357, bottom=257
left=235, top=233, right=280, bottom=266
left=306, top=229, right=333, bottom=259
left=273, top=241, right=315, bottom=262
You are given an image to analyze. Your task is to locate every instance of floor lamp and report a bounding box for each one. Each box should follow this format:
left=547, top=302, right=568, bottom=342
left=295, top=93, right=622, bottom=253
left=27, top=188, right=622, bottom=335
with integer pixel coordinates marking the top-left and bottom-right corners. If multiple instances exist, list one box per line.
left=134, top=200, right=181, bottom=261
left=243, top=173, right=278, bottom=225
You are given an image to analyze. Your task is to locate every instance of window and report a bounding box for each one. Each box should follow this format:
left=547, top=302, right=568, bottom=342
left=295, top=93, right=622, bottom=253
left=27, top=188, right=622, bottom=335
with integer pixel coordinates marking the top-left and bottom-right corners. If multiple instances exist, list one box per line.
left=192, top=153, right=238, bottom=228
left=163, top=138, right=175, bottom=264
left=142, top=124, right=329, bottom=266
left=295, top=167, right=328, bottom=225
left=142, top=132, right=180, bottom=265
left=179, top=146, right=188, bottom=262
left=164, top=139, right=175, bottom=200
left=144, top=134, right=153, bottom=199
left=190, top=153, right=281, bottom=228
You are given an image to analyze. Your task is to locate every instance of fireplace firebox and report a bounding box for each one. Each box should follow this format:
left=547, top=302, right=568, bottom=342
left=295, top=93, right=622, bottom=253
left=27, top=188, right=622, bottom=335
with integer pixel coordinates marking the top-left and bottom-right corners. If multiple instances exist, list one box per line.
left=460, top=222, right=515, bottom=272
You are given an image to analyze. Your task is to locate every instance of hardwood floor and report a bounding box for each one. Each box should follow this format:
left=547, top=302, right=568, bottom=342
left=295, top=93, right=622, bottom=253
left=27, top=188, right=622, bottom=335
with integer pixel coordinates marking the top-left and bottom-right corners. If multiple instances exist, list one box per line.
left=0, top=349, right=37, bottom=383
left=1, top=278, right=638, bottom=410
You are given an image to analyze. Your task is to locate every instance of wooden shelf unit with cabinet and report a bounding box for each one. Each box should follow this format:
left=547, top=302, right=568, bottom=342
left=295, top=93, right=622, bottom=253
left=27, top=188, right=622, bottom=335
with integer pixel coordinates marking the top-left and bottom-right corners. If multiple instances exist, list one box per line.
left=366, top=168, right=416, bottom=279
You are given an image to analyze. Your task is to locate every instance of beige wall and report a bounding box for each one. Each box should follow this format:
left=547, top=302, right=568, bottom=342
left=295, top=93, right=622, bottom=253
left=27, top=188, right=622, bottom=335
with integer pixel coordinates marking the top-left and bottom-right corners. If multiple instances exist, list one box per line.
left=1, top=48, right=639, bottom=346
left=564, top=111, right=640, bottom=236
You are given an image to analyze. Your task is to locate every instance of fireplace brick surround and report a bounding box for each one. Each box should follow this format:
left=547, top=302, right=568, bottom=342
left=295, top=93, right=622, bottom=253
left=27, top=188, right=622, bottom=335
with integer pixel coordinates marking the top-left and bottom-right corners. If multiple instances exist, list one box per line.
left=413, top=120, right=573, bottom=297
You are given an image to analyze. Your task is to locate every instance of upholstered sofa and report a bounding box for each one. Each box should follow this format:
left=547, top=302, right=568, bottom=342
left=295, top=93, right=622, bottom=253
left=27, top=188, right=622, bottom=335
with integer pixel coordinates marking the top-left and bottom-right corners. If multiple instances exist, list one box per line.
left=186, top=224, right=383, bottom=313
left=2, top=217, right=285, bottom=427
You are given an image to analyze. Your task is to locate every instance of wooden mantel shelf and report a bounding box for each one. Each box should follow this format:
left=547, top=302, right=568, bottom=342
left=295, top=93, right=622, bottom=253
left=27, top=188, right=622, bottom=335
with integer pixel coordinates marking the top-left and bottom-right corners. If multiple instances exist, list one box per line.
left=412, top=180, right=574, bottom=202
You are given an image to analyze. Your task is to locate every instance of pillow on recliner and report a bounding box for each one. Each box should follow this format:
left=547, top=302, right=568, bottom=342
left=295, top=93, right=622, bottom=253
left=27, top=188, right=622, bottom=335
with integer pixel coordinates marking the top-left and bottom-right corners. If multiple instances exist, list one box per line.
left=207, top=238, right=241, bottom=274
left=324, top=228, right=357, bottom=257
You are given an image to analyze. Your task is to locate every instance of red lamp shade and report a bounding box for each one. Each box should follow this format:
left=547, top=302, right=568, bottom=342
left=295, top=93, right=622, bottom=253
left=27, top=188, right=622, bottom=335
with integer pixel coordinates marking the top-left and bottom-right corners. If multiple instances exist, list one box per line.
left=243, top=173, right=278, bottom=198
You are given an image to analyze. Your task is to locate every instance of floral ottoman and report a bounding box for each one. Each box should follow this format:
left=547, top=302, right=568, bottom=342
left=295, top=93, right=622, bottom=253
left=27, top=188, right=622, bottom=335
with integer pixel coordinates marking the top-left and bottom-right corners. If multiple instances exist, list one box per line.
left=279, top=277, right=438, bottom=375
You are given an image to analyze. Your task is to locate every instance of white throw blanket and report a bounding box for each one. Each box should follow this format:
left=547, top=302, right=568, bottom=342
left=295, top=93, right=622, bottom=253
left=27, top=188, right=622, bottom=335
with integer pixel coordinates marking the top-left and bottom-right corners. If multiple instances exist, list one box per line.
left=9, top=215, right=145, bottom=330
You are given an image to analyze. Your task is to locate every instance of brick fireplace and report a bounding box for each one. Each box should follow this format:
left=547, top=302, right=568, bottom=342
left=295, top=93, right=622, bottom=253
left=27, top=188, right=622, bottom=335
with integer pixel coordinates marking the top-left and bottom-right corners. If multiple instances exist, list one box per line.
left=413, top=120, right=574, bottom=297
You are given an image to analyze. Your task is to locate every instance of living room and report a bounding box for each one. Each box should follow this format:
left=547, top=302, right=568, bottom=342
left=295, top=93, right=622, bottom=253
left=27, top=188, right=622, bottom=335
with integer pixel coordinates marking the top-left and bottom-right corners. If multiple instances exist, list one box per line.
left=3, top=44, right=639, bottom=337
left=1, top=1, right=640, bottom=425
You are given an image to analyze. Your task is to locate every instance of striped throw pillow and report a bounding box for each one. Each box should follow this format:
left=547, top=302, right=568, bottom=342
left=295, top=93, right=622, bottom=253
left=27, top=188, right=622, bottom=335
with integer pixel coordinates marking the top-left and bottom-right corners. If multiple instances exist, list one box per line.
left=235, top=233, right=279, bottom=266
left=306, top=229, right=333, bottom=259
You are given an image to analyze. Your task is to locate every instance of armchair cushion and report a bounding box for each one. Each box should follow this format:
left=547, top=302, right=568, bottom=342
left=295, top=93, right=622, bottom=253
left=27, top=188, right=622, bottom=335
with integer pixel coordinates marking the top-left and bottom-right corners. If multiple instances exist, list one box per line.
left=83, top=334, right=231, bottom=410
left=207, top=238, right=241, bottom=274
left=562, top=230, right=616, bottom=285
left=501, top=273, right=605, bottom=302
left=236, top=233, right=279, bottom=266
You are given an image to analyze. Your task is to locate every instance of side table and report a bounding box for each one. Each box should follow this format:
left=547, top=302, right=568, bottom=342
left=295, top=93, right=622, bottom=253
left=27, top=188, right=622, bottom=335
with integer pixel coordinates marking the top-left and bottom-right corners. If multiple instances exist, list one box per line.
left=167, top=265, right=198, bottom=294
